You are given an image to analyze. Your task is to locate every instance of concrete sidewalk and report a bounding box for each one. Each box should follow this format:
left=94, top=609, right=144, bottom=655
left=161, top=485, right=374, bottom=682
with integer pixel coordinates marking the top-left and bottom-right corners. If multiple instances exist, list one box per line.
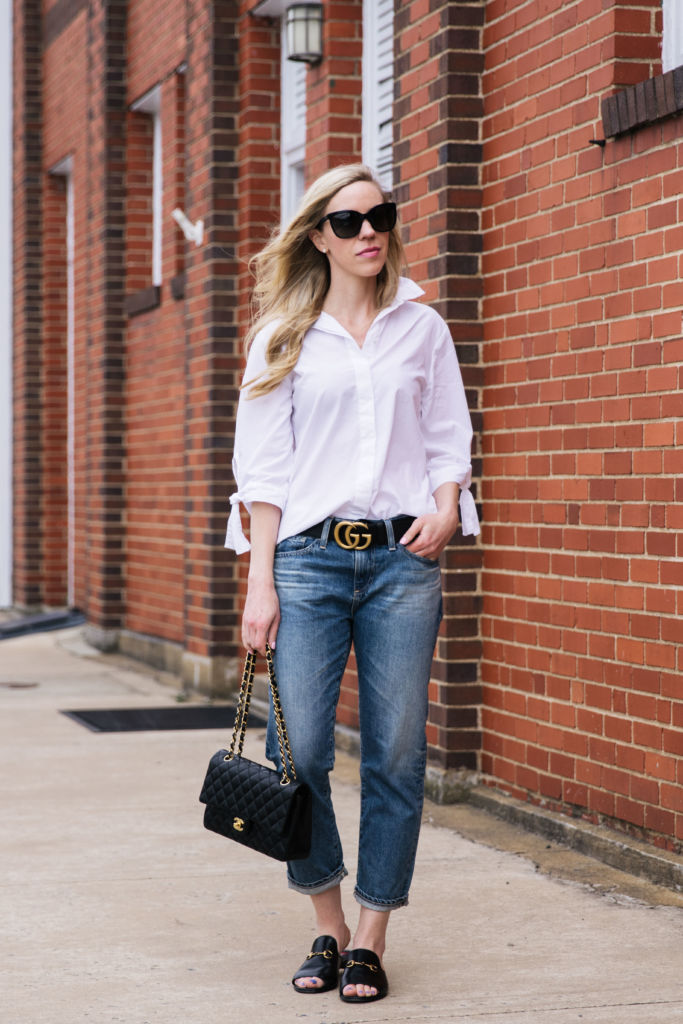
left=1, top=627, right=682, bottom=1024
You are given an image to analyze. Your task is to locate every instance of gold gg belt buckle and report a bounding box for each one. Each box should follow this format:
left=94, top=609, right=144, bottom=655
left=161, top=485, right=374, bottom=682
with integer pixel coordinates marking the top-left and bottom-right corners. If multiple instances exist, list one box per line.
left=333, top=520, right=372, bottom=550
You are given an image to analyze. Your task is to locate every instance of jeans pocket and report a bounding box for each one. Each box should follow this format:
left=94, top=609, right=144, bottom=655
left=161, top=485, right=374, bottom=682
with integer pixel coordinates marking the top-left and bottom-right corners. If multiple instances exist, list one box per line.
left=396, top=543, right=440, bottom=568
left=274, top=534, right=319, bottom=557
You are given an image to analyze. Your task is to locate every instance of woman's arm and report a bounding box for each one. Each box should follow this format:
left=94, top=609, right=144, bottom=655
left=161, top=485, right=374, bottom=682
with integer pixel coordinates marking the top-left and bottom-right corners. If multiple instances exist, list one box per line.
left=399, top=481, right=460, bottom=560
left=241, top=501, right=282, bottom=654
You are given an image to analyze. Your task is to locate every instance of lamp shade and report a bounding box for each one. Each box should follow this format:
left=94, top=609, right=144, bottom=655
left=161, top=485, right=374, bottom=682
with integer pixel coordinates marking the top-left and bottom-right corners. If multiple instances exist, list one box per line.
left=285, top=4, right=323, bottom=64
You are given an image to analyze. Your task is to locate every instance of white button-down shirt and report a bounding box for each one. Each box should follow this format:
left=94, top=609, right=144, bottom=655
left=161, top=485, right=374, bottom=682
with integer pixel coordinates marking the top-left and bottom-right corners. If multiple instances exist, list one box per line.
left=225, top=278, right=479, bottom=553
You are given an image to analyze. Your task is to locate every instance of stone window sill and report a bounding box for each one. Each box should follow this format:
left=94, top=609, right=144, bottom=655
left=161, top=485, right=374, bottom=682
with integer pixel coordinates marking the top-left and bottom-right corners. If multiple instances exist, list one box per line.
left=602, top=65, right=683, bottom=138
left=125, top=285, right=161, bottom=318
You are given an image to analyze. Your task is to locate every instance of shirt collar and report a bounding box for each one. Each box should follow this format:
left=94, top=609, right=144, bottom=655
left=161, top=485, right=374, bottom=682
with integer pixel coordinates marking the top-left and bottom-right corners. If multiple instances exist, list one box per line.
left=314, top=276, right=425, bottom=336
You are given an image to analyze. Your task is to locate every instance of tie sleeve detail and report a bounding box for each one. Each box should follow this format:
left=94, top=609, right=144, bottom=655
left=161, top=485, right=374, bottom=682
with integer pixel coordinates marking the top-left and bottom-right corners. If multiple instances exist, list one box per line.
left=224, top=493, right=251, bottom=554
left=459, top=482, right=480, bottom=537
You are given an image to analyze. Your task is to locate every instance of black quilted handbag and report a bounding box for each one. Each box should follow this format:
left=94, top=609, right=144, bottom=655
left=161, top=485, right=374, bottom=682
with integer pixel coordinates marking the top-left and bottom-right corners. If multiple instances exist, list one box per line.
left=199, top=645, right=312, bottom=862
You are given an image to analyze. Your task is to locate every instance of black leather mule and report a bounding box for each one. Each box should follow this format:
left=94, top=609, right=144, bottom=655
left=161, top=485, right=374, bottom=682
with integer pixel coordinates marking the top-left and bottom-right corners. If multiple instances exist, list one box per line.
left=292, top=935, right=341, bottom=994
left=339, top=947, right=388, bottom=1003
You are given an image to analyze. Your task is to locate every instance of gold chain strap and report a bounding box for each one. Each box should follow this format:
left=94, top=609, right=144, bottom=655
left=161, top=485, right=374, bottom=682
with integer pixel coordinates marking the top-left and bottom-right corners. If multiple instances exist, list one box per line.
left=224, top=645, right=298, bottom=786
left=225, top=649, right=256, bottom=760
left=265, top=644, right=298, bottom=785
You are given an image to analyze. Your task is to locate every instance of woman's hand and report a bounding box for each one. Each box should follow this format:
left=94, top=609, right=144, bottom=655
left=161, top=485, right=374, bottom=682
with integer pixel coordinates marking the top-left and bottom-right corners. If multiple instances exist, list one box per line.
left=400, top=482, right=461, bottom=560
left=242, top=501, right=282, bottom=654
left=242, top=576, right=280, bottom=655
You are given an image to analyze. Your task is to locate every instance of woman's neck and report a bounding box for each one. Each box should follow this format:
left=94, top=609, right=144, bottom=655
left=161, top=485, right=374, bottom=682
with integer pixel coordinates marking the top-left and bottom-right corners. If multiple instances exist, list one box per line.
left=322, top=277, right=379, bottom=346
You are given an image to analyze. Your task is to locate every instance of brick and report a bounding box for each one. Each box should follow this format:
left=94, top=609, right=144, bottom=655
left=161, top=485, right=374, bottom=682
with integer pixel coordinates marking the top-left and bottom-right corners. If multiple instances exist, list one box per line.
left=645, top=805, right=675, bottom=836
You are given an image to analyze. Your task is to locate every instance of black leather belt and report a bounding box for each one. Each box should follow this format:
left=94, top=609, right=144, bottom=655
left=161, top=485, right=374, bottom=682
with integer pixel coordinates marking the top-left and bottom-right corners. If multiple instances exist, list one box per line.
left=304, top=516, right=415, bottom=550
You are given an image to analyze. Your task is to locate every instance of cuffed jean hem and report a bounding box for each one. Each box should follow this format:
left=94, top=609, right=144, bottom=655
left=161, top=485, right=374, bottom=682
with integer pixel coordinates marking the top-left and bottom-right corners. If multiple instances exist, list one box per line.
left=353, top=886, right=409, bottom=912
left=287, top=865, right=349, bottom=897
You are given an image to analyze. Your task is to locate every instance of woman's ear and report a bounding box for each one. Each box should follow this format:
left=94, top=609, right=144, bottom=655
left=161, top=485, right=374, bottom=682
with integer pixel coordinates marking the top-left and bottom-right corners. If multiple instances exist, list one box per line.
left=308, top=228, right=327, bottom=254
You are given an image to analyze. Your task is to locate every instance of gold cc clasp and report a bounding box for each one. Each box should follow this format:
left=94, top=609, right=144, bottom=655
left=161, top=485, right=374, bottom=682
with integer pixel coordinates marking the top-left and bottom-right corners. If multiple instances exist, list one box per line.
left=333, top=520, right=372, bottom=550
left=232, top=816, right=245, bottom=833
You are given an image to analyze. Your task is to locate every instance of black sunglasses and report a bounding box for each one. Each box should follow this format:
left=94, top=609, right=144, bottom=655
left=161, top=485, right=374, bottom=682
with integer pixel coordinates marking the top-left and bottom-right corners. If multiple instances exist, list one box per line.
left=316, top=201, right=397, bottom=239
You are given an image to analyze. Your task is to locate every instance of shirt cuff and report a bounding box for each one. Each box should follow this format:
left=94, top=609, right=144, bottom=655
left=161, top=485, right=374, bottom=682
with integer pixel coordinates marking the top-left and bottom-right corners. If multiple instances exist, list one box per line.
left=224, top=494, right=251, bottom=554
left=429, top=465, right=480, bottom=536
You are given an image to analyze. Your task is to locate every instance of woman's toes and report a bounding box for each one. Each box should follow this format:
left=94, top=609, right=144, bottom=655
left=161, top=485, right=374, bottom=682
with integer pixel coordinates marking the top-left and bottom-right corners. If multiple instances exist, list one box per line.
left=343, top=983, right=377, bottom=998
left=296, top=976, right=323, bottom=989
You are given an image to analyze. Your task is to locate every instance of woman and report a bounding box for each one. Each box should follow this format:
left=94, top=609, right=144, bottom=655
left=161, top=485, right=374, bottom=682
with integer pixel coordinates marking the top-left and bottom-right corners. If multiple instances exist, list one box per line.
left=225, top=164, right=479, bottom=1003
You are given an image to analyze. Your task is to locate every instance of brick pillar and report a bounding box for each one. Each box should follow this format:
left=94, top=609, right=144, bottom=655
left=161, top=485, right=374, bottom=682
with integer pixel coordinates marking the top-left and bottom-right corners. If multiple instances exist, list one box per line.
left=236, top=4, right=281, bottom=315
left=395, top=0, right=485, bottom=779
left=12, top=0, right=44, bottom=610
left=168, top=72, right=187, bottom=283
left=83, top=0, right=128, bottom=641
left=182, top=0, right=242, bottom=691
left=42, top=175, right=69, bottom=607
left=307, top=0, right=363, bottom=180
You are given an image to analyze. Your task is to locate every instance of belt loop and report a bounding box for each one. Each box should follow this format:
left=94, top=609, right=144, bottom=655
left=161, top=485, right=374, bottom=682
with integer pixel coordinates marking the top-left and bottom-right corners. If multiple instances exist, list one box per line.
left=385, top=518, right=396, bottom=551
left=320, top=518, right=332, bottom=550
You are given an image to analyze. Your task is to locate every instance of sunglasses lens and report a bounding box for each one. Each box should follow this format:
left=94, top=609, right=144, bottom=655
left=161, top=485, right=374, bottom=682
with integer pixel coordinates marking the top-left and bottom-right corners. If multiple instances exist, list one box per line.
left=368, top=203, right=397, bottom=232
left=325, top=203, right=397, bottom=238
left=328, top=211, right=362, bottom=238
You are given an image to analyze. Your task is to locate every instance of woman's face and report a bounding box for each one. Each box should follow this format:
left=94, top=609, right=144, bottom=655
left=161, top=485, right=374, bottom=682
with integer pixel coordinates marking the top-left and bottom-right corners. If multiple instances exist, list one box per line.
left=310, top=180, right=390, bottom=283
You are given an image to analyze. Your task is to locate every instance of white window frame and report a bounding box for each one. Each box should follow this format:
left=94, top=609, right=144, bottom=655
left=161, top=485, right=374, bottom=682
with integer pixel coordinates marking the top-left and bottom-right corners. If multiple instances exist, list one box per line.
left=281, top=39, right=307, bottom=222
left=662, top=0, right=683, bottom=72
left=362, top=0, right=394, bottom=190
left=132, top=85, right=163, bottom=287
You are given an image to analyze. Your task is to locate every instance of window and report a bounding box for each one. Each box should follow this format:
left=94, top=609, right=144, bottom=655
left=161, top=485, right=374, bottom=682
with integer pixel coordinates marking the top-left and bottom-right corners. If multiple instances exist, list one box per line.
left=281, top=43, right=307, bottom=222
left=662, top=0, right=683, bottom=72
left=363, top=0, right=394, bottom=190
left=131, top=85, right=162, bottom=288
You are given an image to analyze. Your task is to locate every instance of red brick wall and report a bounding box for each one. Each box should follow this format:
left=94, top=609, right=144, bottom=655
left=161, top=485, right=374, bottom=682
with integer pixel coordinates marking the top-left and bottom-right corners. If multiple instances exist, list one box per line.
left=481, top=0, right=682, bottom=848
left=394, top=0, right=485, bottom=769
left=182, top=0, right=242, bottom=670
left=82, top=0, right=128, bottom=632
left=12, top=0, right=44, bottom=609
left=42, top=5, right=89, bottom=613
left=124, top=68, right=188, bottom=646
left=30, top=0, right=243, bottom=658
left=42, top=176, right=69, bottom=606
left=127, top=0, right=185, bottom=101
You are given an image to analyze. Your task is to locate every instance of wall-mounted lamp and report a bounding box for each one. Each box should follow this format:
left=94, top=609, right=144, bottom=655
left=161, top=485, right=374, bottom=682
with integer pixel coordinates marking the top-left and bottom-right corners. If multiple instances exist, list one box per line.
left=285, top=3, right=323, bottom=65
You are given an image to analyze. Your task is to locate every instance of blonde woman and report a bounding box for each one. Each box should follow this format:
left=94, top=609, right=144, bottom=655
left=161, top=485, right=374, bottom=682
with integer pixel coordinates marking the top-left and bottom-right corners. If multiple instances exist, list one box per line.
left=226, top=164, right=479, bottom=1003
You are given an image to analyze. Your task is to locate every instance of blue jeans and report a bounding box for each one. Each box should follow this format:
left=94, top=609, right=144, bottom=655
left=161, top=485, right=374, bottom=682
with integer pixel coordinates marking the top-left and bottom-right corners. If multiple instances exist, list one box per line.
left=266, top=517, right=443, bottom=911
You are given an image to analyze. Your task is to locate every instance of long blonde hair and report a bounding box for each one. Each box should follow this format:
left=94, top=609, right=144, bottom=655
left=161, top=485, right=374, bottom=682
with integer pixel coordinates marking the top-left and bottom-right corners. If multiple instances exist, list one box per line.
left=244, top=164, right=406, bottom=397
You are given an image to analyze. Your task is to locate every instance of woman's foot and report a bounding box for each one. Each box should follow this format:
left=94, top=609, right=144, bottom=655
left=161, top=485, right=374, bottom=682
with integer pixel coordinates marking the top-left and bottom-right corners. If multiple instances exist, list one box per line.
left=341, top=906, right=390, bottom=1000
left=339, top=948, right=388, bottom=1003
left=293, top=888, right=351, bottom=991
left=292, top=935, right=342, bottom=993
left=292, top=925, right=351, bottom=991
